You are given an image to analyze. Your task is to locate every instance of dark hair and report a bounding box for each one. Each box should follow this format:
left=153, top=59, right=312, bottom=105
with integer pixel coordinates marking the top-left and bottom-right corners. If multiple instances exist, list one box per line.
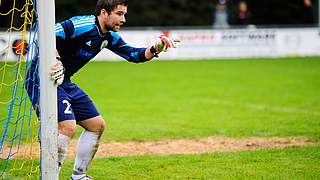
left=95, top=0, right=128, bottom=16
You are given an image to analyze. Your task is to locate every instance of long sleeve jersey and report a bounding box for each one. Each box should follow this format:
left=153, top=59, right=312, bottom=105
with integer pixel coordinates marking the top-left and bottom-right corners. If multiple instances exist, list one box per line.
left=55, top=15, right=148, bottom=80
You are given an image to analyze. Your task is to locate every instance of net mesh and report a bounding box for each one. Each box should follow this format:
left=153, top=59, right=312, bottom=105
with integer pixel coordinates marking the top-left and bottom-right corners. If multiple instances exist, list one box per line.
left=0, top=0, right=40, bottom=178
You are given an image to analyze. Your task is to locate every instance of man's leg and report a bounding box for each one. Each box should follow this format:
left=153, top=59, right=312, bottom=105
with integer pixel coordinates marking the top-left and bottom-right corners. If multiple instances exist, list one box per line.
left=58, top=120, right=77, bottom=171
left=71, top=115, right=105, bottom=180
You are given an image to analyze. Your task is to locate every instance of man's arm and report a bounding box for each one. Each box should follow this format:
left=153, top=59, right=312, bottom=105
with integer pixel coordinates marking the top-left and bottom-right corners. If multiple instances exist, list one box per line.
left=144, top=46, right=156, bottom=60
left=108, top=32, right=180, bottom=63
left=53, top=18, right=76, bottom=86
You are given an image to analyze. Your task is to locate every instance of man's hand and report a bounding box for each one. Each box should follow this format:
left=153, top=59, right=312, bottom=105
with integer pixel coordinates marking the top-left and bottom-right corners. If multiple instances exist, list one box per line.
left=51, top=60, right=64, bottom=85
left=151, top=35, right=180, bottom=57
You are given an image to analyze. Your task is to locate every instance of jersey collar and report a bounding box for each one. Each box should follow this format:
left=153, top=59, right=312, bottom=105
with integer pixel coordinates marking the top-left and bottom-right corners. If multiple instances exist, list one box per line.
left=95, top=16, right=105, bottom=36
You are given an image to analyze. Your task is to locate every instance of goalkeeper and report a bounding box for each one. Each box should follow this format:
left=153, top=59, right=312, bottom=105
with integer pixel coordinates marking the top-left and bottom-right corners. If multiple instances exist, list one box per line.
left=26, top=0, right=179, bottom=179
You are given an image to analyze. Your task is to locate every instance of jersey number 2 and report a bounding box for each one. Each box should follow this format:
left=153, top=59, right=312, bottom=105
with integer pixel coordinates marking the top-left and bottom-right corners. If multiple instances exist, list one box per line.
left=62, top=100, right=72, bottom=114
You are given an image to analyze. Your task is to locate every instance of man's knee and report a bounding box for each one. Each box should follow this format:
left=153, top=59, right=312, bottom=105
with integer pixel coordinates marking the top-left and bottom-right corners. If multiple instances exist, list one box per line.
left=78, top=116, right=106, bottom=134
left=58, top=120, right=77, bottom=138
left=99, top=117, right=106, bottom=133
left=93, top=117, right=106, bottom=134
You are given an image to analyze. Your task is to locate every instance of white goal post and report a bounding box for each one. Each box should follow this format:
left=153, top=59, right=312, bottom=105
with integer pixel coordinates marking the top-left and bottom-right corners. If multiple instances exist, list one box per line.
left=36, top=0, right=58, bottom=179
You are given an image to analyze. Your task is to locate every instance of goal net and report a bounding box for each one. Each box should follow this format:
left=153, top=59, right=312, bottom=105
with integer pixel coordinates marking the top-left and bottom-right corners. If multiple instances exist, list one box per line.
left=0, top=0, right=41, bottom=178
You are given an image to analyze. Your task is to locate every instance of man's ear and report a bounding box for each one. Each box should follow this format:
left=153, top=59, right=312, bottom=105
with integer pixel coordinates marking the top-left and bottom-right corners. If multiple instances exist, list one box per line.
left=100, top=9, right=109, bottom=17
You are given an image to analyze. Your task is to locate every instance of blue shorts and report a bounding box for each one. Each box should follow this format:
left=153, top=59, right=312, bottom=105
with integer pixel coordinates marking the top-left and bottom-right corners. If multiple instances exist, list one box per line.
left=57, top=81, right=100, bottom=121
left=25, top=59, right=99, bottom=122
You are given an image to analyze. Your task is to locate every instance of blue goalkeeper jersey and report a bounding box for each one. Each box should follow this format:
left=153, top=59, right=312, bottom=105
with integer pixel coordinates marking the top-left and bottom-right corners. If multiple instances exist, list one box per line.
left=55, top=15, right=148, bottom=80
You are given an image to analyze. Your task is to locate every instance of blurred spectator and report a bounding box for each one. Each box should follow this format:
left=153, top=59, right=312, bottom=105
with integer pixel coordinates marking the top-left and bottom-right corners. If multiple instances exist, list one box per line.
left=303, top=0, right=315, bottom=24
left=213, top=0, right=229, bottom=28
left=235, top=1, right=251, bottom=26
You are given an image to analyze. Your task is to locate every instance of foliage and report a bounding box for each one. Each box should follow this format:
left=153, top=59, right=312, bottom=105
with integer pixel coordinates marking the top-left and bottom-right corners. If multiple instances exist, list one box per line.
left=0, top=0, right=317, bottom=27
left=55, top=0, right=317, bottom=26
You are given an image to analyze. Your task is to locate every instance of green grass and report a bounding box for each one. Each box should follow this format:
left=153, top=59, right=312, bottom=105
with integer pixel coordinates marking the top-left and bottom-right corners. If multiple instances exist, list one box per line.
left=0, top=161, right=40, bottom=179
left=71, top=57, right=320, bottom=141
left=0, top=62, right=38, bottom=145
left=1, top=57, right=320, bottom=179
left=4, top=146, right=319, bottom=179
left=58, top=146, right=320, bottom=179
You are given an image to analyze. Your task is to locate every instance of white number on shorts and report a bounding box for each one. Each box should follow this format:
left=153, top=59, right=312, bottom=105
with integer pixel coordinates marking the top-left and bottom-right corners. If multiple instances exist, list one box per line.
left=62, top=100, right=72, bottom=114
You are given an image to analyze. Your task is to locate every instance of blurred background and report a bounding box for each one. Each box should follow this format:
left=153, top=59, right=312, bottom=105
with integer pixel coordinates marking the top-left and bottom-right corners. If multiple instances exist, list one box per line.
left=2, top=0, right=320, bottom=60
left=0, top=0, right=318, bottom=28
left=53, top=0, right=319, bottom=27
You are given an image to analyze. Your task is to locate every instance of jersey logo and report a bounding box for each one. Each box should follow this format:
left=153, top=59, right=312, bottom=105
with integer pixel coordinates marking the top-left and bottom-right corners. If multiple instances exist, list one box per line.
left=100, top=40, right=108, bottom=50
left=86, top=40, right=92, bottom=46
left=77, top=49, right=93, bottom=58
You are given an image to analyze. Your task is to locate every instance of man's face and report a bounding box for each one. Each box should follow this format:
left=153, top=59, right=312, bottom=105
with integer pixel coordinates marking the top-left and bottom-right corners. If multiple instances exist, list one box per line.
left=102, top=5, right=127, bottom=32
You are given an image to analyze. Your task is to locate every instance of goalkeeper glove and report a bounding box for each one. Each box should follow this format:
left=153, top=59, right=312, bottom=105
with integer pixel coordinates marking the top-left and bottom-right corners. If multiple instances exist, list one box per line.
left=150, top=35, right=180, bottom=57
left=51, top=59, right=64, bottom=86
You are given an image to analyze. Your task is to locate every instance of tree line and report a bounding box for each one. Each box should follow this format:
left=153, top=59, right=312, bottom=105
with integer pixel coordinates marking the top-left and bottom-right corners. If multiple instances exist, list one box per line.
left=0, top=0, right=318, bottom=29
left=55, top=0, right=318, bottom=26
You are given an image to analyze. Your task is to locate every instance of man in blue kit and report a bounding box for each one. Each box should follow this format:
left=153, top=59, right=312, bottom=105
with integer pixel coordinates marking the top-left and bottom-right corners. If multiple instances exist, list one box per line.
left=26, top=0, right=179, bottom=179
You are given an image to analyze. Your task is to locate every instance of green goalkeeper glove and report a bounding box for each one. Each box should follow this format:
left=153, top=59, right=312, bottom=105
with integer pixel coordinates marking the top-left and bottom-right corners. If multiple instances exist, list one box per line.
left=150, top=35, right=180, bottom=57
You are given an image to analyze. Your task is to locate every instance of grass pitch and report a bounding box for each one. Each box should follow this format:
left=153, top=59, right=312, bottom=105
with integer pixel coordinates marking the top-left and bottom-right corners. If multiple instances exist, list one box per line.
left=59, top=146, right=320, bottom=179
left=72, top=57, right=320, bottom=141
left=64, top=57, right=320, bottom=179
left=5, top=146, right=320, bottom=179
left=1, top=57, right=320, bottom=179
